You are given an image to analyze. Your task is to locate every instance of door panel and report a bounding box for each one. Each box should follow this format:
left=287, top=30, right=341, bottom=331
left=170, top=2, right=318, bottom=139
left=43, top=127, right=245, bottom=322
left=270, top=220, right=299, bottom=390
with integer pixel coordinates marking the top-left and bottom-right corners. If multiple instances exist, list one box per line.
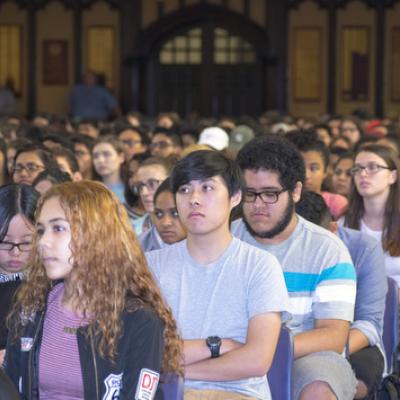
left=153, top=25, right=263, bottom=117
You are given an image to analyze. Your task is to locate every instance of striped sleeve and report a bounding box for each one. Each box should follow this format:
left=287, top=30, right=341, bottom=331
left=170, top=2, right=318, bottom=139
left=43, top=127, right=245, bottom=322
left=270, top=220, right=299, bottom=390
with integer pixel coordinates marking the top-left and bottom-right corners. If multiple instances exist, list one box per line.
left=312, top=262, right=357, bottom=322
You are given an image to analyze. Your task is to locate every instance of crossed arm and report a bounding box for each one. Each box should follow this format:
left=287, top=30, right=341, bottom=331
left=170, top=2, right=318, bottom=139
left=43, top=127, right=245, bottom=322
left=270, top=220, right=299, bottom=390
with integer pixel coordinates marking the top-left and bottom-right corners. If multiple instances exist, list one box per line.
left=183, top=312, right=281, bottom=381
left=293, top=319, right=350, bottom=359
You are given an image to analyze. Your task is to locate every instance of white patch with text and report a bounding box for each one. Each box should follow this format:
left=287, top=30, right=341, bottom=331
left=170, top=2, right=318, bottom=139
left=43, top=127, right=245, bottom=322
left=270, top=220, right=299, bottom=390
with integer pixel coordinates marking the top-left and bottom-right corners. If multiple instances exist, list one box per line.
left=20, top=337, right=33, bottom=352
left=135, top=369, right=160, bottom=400
left=102, top=372, right=123, bottom=400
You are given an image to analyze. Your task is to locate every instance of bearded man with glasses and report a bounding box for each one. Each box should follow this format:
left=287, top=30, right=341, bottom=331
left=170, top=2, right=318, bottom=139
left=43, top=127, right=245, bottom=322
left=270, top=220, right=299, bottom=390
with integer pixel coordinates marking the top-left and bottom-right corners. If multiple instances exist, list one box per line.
left=232, top=135, right=358, bottom=400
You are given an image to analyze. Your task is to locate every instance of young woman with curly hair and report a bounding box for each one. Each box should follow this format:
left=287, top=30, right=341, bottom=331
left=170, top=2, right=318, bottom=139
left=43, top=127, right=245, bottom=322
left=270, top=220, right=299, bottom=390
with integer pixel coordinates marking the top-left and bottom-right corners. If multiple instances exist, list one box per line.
left=344, top=144, right=400, bottom=286
left=5, top=180, right=182, bottom=399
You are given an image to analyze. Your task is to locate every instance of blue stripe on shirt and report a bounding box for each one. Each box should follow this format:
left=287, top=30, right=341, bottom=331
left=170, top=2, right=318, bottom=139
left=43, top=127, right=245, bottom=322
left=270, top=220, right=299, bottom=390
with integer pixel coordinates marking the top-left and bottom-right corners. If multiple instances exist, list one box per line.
left=284, top=263, right=356, bottom=293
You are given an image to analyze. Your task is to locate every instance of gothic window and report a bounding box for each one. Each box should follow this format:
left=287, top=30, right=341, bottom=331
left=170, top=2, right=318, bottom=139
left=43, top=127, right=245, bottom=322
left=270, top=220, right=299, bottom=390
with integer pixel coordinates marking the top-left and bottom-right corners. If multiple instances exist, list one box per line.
left=214, top=28, right=256, bottom=64
left=159, top=28, right=202, bottom=64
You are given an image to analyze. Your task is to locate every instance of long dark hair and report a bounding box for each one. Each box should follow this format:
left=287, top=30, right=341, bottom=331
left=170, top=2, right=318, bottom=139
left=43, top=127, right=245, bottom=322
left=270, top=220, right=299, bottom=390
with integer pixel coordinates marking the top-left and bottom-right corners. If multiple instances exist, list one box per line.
left=344, top=144, right=400, bottom=256
left=0, top=184, right=40, bottom=241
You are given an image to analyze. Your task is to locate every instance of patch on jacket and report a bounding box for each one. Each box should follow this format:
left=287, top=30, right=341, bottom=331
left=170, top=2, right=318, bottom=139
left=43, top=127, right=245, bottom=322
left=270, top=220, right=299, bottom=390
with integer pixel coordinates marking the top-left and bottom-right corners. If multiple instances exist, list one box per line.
left=135, top=368, right=160, bottom=400
left=102, top=372, right=123, bottom=400
left=20, top=337, right=33, bottom=352
left=20, top=310, right=36, bottom=325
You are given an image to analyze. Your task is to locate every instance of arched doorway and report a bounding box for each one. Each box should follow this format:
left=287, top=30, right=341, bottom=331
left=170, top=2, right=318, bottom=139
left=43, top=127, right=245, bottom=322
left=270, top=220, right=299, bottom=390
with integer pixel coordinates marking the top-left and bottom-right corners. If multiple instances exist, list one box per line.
left=132, top=5, right=269, bottom=117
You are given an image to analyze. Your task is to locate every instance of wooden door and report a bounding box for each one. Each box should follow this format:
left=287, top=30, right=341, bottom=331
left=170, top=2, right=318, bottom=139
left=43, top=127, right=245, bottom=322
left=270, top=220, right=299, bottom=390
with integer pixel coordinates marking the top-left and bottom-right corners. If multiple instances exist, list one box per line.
left=153, top=24, right=263, bottom=117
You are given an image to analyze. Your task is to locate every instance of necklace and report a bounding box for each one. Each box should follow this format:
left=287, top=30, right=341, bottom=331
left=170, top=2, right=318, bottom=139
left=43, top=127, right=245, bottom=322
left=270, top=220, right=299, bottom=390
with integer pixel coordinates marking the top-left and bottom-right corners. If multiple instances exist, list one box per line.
left=63, top=326, right=78, bottom=334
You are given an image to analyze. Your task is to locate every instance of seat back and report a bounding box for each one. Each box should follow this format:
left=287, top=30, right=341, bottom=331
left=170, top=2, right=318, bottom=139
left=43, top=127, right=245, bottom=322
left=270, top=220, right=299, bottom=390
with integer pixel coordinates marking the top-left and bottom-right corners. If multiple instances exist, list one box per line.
left=0, top=369, right=20, bottom=400
left=267, top=325, right=293, bottom=400
left=383, top=277, right=399, bottom=372
left=161, top=373, right=184, bottom=400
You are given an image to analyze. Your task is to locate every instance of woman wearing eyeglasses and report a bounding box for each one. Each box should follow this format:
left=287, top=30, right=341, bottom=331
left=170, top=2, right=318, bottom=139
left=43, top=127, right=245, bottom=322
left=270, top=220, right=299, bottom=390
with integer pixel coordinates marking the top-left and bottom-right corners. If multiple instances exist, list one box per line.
left=12, top=143, right=58, bottom=186
left=5, top=181, right=182, bottom=398
left=0, top=184, right=40, bottom=363
left=343, top=144, right=400, bottom=286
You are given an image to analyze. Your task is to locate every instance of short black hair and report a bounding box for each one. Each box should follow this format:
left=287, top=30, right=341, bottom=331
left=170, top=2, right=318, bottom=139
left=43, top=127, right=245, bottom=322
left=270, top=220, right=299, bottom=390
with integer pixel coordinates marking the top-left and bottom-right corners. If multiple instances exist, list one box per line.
left=179, top=126, right=200, bottom=142
left=78, top=118, right=98, bottom=128
left=154, top=177, right=173, bottom=204
left=152, top=127, right=182, bottom=147
left=69, top=133, right=95, bottom=151
left=236, top=134, right=305, bottom=191
left=330, top=146, right=350, bottom=158
left=295, top=191, right=332, bottom=229
left=32, top=167, right=72, bottom=187
left=41, top=133, right=74, bottom=152
left=117, top=124, right=150, bottom=145
left=171, top=150, right=243, bottom=197
left=52, top=147, right=80, bottom=173
left=286, top=129, right=330, bottom=170
left=314, top=123, right=333, bottom=138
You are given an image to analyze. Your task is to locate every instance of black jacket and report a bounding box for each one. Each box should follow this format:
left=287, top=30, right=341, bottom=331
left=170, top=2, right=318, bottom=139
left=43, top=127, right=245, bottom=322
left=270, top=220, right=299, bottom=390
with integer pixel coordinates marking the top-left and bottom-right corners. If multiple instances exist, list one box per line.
left=0, top=280, right=21, bottom=349
left=4, top=285, right=164, bottom=400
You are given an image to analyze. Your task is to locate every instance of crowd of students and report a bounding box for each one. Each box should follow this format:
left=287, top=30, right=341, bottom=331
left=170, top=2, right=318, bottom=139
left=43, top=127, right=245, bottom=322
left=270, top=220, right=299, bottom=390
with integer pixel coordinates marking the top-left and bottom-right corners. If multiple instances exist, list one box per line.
left=0, top=108, right=399, bottom=399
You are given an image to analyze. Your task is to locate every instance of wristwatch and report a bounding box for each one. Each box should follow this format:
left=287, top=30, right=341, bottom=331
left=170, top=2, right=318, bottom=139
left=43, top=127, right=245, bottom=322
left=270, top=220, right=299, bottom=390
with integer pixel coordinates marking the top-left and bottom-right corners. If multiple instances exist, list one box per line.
left=206, top=336, right=222, bottom=358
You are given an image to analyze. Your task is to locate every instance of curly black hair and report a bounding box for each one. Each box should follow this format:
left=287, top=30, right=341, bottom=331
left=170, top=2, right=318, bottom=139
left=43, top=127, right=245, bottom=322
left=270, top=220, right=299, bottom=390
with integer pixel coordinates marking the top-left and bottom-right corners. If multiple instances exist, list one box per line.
left=295, top=191, right=331, bottom=228
left=236, top=134, right=305, bottom=191
left=286, top=129, right=330, bottom=170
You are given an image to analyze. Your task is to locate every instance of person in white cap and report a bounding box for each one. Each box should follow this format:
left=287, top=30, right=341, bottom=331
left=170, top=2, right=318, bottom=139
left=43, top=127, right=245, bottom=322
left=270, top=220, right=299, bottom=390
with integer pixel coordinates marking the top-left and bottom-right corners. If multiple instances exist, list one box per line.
left=198, top=127, right=229, bottom=151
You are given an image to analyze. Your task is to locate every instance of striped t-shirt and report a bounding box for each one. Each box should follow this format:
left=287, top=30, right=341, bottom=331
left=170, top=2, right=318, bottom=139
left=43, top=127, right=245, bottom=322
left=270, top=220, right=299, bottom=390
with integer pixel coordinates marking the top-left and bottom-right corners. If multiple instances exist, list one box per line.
left=232, top=215, right=356, bottom=335
left=39, top=283, right=87, bottom=399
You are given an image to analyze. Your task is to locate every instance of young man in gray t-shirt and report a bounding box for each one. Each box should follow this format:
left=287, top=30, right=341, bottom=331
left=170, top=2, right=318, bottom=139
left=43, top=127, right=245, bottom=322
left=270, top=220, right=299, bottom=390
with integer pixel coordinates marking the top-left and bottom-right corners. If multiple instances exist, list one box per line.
left=146, top=150, right=290, bottom=399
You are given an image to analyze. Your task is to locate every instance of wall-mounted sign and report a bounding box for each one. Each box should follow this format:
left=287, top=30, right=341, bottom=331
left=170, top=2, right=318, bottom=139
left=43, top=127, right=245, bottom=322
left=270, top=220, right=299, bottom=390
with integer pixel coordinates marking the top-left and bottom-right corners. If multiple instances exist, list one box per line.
left=43, top=39, right=68, bottom=85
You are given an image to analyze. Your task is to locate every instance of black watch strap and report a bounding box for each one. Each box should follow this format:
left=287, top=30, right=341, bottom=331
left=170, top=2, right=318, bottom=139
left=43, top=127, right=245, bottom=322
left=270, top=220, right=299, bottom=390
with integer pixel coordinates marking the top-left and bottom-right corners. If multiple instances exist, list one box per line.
left=209, top=345, right=219, bottom=358
left=206, top=336, right=221, bottom=358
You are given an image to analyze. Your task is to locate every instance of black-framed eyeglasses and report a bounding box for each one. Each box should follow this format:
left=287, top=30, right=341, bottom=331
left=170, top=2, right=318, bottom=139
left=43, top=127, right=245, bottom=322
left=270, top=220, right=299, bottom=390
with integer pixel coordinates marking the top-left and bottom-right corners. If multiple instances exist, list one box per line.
left=350, top=163, right=392, bottom=177
left=150, top=141, right=173, bottom=150
left=13, top=163, right=45, bottom=175
left=0, top=241, right=32, bottom=252
left=131, top=179, right=161, bottom=195
left=243, top=189, right=287, bottom=204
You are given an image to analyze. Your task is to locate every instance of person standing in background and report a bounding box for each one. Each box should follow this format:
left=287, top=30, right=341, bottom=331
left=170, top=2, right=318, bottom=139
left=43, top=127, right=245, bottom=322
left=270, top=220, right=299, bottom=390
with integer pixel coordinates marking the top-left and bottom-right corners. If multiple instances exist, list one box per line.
left=69, top=71, right=119, bottom=121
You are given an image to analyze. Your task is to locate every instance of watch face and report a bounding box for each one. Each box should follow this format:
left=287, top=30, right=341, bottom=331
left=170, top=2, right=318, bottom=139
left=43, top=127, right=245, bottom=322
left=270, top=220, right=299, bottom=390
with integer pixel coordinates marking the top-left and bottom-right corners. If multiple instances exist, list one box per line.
left=207, top=336, right=221, bottom=347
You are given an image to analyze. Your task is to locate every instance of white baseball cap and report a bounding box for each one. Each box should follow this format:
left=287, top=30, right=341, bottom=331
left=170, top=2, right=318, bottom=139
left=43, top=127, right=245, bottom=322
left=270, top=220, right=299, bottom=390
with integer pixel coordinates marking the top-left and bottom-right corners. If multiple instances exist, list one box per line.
left=198, top=127, right=229, bottom=151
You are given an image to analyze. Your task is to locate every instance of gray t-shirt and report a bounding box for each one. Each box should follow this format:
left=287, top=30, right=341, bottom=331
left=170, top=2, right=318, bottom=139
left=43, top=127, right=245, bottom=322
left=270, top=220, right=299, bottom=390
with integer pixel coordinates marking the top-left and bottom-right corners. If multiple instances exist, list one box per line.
left=146, top=237, right=290, bottom=399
